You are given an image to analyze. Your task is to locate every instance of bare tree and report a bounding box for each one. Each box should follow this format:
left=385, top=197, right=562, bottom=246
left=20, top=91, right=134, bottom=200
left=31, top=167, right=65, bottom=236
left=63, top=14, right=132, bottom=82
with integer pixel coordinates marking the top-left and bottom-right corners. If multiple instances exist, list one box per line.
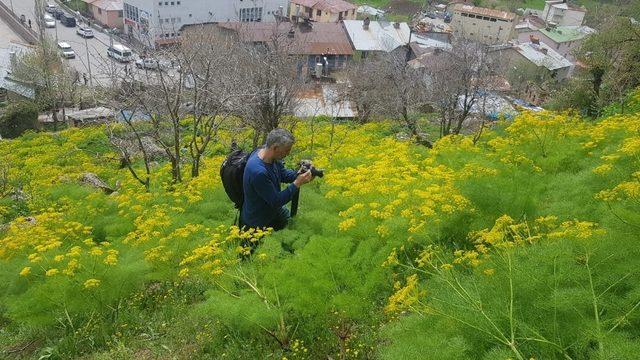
left=424, top=39, right=501, bottom=137
left=343, top=59, right=382, bottom=123
left=229, top=24, right=306, bottom=146
left=100, top=25, right=256, bottom=184
left=178, top=27, right=254, bottom=177
left=359, top=48, right=429, bottom=143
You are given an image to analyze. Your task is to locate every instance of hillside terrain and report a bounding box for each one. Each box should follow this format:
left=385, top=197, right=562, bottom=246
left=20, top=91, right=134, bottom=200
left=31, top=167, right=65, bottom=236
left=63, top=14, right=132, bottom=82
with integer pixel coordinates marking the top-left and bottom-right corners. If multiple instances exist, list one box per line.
left=0, top=91, right=640, bottom=359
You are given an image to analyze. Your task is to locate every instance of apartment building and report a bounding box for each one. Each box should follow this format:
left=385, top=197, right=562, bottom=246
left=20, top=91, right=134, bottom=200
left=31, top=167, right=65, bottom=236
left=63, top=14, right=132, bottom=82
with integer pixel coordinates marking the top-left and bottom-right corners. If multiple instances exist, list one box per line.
left=288, top=0, right=357, bottom=23
left=541, top=0, right=586, bottom=27
left=123, top=0, right=288, bottom=48
left=451, top=4, right=516, bottom=45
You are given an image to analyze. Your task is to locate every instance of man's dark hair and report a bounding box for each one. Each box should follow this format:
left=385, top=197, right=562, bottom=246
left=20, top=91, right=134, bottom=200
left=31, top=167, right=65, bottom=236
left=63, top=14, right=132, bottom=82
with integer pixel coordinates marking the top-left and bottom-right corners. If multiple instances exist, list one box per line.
left=266, top=128, right=295, bottom=148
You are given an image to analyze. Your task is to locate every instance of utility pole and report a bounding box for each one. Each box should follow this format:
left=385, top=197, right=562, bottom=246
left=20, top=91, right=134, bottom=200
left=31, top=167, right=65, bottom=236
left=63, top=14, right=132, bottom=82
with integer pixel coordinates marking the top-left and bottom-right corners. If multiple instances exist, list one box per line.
left=9, top=0, right=13, bottom=13
left=85, top=35, right=93, bottom=86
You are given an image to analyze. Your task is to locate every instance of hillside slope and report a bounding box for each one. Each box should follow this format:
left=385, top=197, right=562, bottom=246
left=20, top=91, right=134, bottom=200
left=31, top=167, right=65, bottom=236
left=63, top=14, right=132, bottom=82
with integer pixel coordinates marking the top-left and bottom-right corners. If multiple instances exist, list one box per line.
left=1, top=93, right=639, bottom=359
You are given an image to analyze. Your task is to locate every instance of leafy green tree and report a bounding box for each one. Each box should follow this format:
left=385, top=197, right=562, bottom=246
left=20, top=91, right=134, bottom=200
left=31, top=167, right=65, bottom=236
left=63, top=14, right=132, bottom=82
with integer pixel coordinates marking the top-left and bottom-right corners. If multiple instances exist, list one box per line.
left=573, top=16, right=640, bottom=115
left=0, top=101, right=39, bottom=138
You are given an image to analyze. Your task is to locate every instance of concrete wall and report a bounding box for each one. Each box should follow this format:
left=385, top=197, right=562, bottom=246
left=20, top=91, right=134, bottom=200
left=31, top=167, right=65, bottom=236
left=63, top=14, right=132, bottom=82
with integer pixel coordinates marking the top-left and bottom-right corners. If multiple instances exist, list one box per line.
left=0, top=1, right=38, bottom=44
left=89, top=5, right=124, bottom=29
left=452, top=10, right=515, bottom=45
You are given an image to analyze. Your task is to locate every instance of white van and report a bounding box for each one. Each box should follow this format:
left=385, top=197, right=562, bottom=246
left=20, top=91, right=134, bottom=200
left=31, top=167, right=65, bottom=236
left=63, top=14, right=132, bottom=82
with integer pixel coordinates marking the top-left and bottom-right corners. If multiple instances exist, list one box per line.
left=106, top=44, right=133, bottom=62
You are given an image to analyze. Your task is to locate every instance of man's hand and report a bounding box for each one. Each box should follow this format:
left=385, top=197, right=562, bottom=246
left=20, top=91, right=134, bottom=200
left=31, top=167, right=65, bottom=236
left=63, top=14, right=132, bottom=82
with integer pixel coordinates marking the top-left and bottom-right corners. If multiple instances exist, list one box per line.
left=293, top=170, right=313, bottom=188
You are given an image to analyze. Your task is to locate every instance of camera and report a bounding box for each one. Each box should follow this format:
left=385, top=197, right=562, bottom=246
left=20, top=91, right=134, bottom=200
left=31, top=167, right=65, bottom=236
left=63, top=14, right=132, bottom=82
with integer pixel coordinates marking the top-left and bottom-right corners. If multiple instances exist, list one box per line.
left=298, top=160, right=324, bottom=178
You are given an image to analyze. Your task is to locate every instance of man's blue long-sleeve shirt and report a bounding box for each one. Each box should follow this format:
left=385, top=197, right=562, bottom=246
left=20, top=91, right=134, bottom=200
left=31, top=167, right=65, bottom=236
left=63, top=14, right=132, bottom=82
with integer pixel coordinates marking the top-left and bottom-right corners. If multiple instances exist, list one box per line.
left=241, top=150, right=298, bottom=228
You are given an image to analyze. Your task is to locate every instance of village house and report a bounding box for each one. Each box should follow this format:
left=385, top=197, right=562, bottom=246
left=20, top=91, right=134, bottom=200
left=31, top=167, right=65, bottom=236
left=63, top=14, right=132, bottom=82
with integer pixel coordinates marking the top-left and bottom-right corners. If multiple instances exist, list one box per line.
left=203, top=21, right=353, bottom=76
left=531, top=25, right=594, bottom=62
left=0, top=42, right=35, bottom=102
left=507, top=38, right=573, bottom=80
left=289, top=0, right=357, bottom=23
left=81, top=0, right=124, bottom=29
left=451, top=4, right=517, bottom=45
left=342, top=19, right=411, bottom=58
left=540, top=0, right=586, bottom=27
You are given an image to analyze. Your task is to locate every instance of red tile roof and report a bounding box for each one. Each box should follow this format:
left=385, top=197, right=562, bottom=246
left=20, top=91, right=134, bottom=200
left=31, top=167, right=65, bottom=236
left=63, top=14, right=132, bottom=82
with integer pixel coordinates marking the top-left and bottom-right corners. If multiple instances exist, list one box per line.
left=217, top=22, right=353, bottom=55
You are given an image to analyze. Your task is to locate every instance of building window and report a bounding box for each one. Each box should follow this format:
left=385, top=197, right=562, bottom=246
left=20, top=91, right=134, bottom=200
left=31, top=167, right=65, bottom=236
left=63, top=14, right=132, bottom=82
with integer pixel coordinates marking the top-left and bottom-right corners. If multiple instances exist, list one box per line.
left=170, top=1, right=174, bottom=5
left=98, top=8, right=102, bottom=14
left=118, top=10, right=123, bottom=18
left=239, top=7, right=263, bottom=22
left=177, top=1, right=180, bottom=4
left=189, top=13, right=192, bottom=17
left=316, top=9, right=321, bottom=16
left=124, top=3, right=139, bottom=22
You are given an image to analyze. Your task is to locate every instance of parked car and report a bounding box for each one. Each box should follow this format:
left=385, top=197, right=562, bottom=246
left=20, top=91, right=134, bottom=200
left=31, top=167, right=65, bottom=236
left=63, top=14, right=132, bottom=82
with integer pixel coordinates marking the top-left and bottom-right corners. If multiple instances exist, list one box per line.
left=52, top=8, right=64, bottom=20
left=43, top=14, right=56, bottom=28
left=57, top=42, right=76, bottom=59
left=135, top=58, right=162, bottom=70
left=107, top=44, right=133, bottom=62
left=76, top=26, right=94, bottom=38
left=443, top=12, right=452, bottom=23
left=45, top=3, right=57, bottom=13
left=60, top=14, right=76, bottom=27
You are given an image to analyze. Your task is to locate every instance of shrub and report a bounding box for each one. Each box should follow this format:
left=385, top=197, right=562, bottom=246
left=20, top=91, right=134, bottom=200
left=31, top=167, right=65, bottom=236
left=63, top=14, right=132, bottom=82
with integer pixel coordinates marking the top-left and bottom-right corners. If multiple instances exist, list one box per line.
left=0, top=101, right=39, bottom=139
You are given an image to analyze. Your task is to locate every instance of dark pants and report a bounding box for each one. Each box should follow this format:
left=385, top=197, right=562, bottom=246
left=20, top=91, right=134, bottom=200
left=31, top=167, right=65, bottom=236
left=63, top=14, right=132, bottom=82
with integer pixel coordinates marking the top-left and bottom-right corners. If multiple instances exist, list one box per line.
left=269, top=207, right=291, bottom=231
left=239, top=207, right=290, bottom=258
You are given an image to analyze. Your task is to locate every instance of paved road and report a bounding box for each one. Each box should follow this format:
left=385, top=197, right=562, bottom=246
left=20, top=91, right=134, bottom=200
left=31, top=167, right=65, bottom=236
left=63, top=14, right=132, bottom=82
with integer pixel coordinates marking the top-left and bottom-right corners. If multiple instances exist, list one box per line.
left=0, top=0, right=137, bottom=86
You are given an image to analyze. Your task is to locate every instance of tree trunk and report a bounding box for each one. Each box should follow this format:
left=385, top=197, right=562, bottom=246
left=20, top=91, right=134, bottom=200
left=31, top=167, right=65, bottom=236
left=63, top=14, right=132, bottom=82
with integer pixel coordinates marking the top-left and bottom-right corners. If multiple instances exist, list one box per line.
left=191, top=154, right=200, bottom=178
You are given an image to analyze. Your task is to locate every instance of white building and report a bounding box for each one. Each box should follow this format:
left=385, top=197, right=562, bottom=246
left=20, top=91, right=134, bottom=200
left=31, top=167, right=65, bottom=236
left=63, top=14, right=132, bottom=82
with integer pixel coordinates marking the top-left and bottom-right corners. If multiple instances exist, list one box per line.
left=123, top=0, right=289, bottom=48
left=451, top=4, right=517, bottom=45
left=540, top=0, right=586, bottom=27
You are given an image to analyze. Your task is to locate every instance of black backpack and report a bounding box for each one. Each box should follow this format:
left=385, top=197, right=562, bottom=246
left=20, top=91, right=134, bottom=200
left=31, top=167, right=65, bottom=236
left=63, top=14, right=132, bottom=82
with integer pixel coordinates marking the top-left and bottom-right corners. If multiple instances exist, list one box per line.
left=220, top=147, right=251, bottom=210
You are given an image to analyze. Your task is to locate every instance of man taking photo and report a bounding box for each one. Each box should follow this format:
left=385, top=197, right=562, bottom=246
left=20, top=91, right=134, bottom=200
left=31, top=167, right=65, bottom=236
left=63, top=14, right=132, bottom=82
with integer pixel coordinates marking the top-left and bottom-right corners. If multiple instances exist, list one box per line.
left=241, top=128, right=314, bottom=230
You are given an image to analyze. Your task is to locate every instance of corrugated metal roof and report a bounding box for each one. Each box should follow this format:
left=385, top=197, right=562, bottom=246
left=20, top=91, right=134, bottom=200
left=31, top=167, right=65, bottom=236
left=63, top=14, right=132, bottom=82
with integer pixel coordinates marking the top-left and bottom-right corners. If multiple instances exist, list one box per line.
left=218, top=22, right=353, bottom=55
left=342, top=20, right=410, bottom=52
left=0, top=42, right=36, bottom=99
left=453, top=4, right=516, bottom=21
left=514, top=42, right=572, bottom=70
left=539, top=25, right=595, bottom=43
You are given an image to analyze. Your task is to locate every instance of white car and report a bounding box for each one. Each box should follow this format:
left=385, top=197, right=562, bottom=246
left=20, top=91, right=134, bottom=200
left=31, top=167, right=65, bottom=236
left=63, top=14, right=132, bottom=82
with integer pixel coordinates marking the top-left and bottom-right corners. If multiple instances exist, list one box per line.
left=45, top=3, right=57, bottom=13
left=57, top=42, right=75, bottom=59
left=76, top=26, right=94, bottom=38
left=43, top=14, right=56, bottom=28
left=135, top=58, right=162, bottom=70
